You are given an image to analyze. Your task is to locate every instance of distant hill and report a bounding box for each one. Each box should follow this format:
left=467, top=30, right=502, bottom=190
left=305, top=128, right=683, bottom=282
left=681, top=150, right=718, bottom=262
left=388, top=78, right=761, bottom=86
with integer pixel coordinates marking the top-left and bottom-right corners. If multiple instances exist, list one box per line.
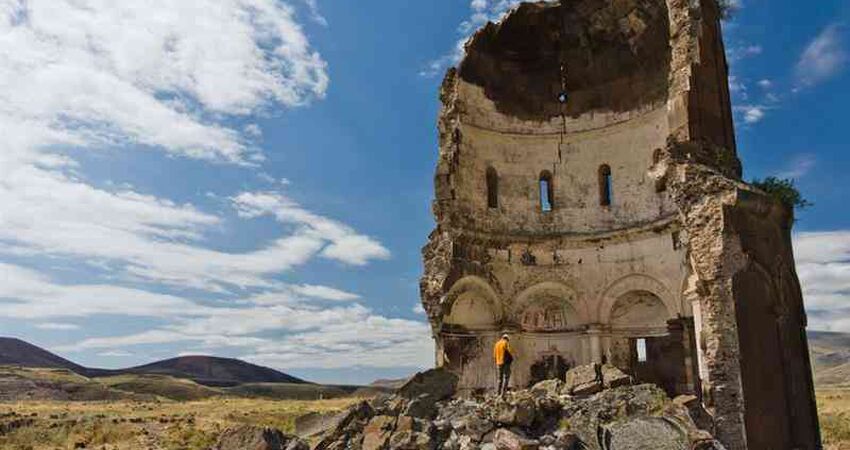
left=106, top=355, right=308, bottom=387
left=0, top=337, right=307, bottom=388
left=808, top=331, right=850, bottom=387
left=0, top=337, right=86, bottom=372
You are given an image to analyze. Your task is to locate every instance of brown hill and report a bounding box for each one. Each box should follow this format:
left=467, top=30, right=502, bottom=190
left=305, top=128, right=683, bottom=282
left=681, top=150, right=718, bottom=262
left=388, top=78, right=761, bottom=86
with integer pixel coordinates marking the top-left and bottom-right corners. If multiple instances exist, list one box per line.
left=88, top=355, right=307, bottom=387
left=808, top=331, right=850, bottom=387
left=0, top=337, right=86, bottom=372
left=0, top=337, right=307, bottom=388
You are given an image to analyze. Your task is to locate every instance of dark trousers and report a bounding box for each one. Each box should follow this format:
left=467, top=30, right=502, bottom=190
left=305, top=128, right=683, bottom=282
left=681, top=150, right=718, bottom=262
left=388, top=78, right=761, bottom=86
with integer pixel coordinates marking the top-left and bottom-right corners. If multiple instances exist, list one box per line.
left=497, top=363, right=511, bottom=395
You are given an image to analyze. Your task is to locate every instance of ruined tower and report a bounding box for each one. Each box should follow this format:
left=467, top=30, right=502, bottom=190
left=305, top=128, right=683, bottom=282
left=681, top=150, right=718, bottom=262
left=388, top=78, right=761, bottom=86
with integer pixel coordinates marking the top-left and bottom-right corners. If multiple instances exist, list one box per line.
left=420, top=0, right=821, bottom=448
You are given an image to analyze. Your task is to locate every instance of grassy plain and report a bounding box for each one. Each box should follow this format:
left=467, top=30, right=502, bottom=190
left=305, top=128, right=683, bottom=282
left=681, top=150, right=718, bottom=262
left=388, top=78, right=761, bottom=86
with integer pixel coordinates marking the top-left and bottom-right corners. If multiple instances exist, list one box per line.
left=0, top=397, right=355, bottom=450
left=819, top=388, right=850, bottom=449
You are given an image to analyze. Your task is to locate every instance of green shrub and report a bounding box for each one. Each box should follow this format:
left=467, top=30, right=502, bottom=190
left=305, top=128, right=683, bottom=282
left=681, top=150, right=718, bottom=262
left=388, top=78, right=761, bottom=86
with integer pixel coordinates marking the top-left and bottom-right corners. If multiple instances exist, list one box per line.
left=751, top=176, right=813, bottom=210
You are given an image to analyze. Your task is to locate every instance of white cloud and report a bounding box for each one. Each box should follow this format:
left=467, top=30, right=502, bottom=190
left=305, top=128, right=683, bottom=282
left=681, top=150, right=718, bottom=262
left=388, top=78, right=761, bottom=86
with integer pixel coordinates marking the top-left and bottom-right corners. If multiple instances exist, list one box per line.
left=413, top=303, right=426, bottom=315
left=777, top=153, right=817, bottom=180
left=231, top=191, right=390, bottom=266
left=421, top=0, right=523, bottom=78
left=0, top=0, right=428, bottom=374
left=727, top=44, right=763, bottom=62
left=0, top=0, right=357, bottom=293
left=736, top=104, right=767, bottom=124
left=35, top=322, right=80, bottom=331
left=796, top=24, right=847, bottom=86
left=301, top=0, right=328, bottom=26
left=757, top=79, right=773, bottom=89
left=794, top=231, right=850, bottom=332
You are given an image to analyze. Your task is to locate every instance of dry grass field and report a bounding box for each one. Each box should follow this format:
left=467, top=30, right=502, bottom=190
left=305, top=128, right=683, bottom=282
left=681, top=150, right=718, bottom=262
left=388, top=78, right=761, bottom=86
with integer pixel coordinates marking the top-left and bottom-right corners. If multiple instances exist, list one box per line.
left=0, top=397, right=356, bottom=450
left=818, top=388, right=850, bottom=449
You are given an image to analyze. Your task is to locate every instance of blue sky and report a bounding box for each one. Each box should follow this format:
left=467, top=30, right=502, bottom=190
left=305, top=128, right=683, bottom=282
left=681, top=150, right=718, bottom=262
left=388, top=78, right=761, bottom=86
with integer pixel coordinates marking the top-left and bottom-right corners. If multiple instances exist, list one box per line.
left=0, top=0, right=848, bottom=385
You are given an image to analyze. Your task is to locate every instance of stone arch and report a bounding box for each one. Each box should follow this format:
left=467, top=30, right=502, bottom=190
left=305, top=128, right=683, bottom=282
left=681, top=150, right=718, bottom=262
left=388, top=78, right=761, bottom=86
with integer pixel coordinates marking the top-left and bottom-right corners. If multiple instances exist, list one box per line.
left=512, top=282, right=585, bottom=331
left=598, top=274, right=677, bottom=324
left=609, top=291, right=670, bottom=332
left=442, top=276, right=502, bottom=331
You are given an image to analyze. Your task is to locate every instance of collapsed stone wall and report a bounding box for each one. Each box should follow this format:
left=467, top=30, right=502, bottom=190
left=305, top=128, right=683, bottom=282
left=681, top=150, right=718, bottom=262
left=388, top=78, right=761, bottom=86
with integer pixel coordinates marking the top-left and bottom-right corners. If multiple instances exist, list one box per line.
left=421, top=0, right=821, bottom=448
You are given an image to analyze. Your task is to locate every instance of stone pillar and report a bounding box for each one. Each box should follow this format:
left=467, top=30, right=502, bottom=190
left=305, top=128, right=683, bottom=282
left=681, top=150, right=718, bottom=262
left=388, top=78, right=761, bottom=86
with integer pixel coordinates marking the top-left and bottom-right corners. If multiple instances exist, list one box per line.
left=587, top=325, right=604, bottom=364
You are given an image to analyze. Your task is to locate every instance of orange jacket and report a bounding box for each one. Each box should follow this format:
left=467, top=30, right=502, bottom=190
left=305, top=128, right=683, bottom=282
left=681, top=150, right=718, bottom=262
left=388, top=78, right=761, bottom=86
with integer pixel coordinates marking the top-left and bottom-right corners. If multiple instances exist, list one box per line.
left=493, top=338, right=513, bottom=366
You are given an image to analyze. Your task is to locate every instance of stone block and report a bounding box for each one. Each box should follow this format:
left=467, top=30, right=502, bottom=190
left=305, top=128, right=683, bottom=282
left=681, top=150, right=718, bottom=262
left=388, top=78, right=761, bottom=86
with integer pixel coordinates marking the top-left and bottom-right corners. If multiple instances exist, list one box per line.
left=494, top=428, right=540, bottom=450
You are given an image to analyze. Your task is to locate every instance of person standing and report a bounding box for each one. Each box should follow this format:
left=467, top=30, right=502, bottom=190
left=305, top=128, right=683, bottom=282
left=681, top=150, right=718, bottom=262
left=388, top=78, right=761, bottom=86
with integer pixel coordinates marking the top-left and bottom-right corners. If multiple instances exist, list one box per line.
left=493, top=333, right=514, bottom=396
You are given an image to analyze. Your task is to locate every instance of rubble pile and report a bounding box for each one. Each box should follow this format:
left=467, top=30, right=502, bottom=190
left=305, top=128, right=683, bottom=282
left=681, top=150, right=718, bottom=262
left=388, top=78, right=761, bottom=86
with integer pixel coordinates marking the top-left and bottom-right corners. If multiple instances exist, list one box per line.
left=302, top=365, right=726, bottom=450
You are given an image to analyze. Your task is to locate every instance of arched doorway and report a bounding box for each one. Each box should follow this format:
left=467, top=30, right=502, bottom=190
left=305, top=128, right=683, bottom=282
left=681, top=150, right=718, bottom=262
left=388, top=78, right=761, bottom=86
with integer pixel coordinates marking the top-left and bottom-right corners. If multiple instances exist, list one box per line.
left=440, top=277, right=502, bottom=390
left=513, top=283, right=583, bottom=386
left=609, top=290, right=683, bottom=396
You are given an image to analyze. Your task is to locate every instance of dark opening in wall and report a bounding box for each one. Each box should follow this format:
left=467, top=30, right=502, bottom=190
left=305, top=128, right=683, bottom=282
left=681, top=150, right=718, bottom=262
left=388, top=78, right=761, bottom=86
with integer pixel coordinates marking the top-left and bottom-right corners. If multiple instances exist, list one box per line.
left=539, top=171, right=554, bottom=212
left=487, top=167, right=499, bottom=209
left=599, top=164, right=613, bottom=206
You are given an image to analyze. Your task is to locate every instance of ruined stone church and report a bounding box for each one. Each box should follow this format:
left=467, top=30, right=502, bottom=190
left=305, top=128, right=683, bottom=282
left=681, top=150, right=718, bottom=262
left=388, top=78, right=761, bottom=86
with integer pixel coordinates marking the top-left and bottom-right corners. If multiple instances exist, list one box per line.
left=420, top=0, right=821, bottom=448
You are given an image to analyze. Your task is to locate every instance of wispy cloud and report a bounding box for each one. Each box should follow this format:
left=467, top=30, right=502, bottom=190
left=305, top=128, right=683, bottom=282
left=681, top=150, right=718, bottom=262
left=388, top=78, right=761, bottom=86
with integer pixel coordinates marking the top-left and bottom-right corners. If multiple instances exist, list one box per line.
left=777, top=153, right=817, bottom=180
left=734, top=104, right=769, bottom=124
left=796, top=24, right=847, bottom=87
left=420, top=0, right=523, bottom=78
left=35, top=323, right=80, bottom=331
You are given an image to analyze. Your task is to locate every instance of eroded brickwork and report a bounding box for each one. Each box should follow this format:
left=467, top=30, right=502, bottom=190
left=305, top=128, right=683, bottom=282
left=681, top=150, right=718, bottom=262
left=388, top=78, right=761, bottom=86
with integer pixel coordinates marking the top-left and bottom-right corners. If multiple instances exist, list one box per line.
left=421, top=1, right=820, bottom=448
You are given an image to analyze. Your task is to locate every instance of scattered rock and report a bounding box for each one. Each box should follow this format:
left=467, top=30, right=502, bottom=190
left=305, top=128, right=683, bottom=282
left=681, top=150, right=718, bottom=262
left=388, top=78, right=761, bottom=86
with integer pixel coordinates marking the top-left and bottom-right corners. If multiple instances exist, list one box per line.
left=530, top=379, right=563, bottom=398
left=311, top=377, right=720, bottom=450
left=362, top=415, right=396, bottom=450
left=403, top=393, right=439, bottom=419
left=494, top=395, right=536, bottom=427
left=494, top=428, right=539, bottom=450
left=214, top=425, right=308, bottom=450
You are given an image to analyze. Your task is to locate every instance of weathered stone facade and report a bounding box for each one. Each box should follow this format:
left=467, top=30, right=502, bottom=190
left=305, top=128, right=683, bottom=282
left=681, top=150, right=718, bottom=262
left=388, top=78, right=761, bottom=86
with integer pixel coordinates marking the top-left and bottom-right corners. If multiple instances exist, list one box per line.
left=420, top=1, right=821, bottom=449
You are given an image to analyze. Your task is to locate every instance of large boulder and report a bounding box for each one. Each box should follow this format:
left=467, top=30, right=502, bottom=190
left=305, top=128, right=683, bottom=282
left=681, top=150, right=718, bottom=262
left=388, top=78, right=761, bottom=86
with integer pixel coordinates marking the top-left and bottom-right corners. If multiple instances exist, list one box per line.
left=214, top=426, right=308, bottom=450
left=563, top=364, right=602, bottom=396
left=600, top=364, right=632, bottom=389
left=493, top=395, right=536, bottom=428
left=398, top=368, right=458, bottom=401
left=314, top=401, right=375, bottom=450
left=600, top=417, right=688, bottom=450
left=530, top=379, right=563, bottom=398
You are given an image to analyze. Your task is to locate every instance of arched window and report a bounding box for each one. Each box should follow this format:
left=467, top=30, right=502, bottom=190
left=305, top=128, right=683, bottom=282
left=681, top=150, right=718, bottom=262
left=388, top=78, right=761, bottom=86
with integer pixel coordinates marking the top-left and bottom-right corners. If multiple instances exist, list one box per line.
left=539, top=171, right=554, bottom=212
left=486, top=167, right=499, bottom=209
left=599, top=165, right=613, bottom=206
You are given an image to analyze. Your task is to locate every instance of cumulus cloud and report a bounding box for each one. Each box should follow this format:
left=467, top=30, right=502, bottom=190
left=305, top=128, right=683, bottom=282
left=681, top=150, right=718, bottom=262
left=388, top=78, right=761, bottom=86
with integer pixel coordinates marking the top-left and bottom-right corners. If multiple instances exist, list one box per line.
left=796, top=24, right=847, bottom=87
left=0, top=0, right=389, bottom=294
left=794, top=231, right=850, bottom=332
left=0, top=1, right=430, bottom=374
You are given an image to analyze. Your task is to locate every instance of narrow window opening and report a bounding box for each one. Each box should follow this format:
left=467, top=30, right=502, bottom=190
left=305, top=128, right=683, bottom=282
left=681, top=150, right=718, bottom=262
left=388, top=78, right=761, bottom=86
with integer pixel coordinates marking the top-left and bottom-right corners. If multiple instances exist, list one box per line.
left=636, top=338, right=648, bottom=363
left=599, top=165, right=613, bottom=206
left=539, top=171, right=554, bottom=212
left=486, top=167, right=499, bottom=209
